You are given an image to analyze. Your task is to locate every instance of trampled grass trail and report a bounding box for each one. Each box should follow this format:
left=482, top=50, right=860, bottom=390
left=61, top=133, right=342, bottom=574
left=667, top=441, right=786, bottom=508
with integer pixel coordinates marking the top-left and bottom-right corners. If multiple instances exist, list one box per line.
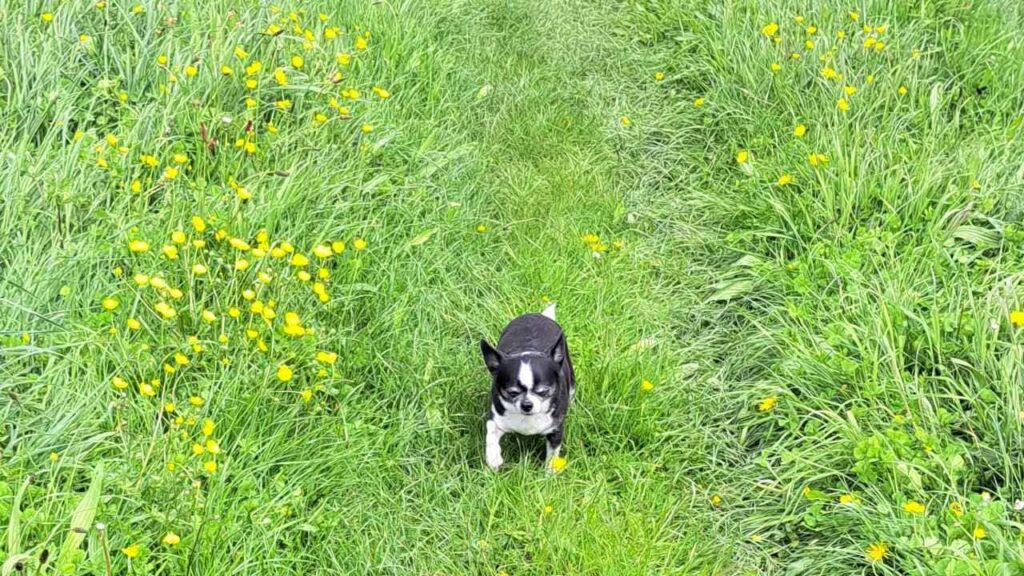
left=3, top=0, right=1024, bottom=574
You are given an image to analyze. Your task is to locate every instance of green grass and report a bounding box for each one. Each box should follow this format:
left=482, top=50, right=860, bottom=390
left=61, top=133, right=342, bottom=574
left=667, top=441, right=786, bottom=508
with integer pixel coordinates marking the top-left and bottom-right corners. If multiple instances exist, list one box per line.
left=2, top=0, right=1024, bottom=574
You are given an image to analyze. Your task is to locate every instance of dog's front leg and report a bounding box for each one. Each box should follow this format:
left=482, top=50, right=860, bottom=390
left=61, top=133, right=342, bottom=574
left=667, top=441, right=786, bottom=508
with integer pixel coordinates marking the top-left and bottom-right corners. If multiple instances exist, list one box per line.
left=545, top=427, right=563, bottom=469
left=485, top=419, right=504, bottom=470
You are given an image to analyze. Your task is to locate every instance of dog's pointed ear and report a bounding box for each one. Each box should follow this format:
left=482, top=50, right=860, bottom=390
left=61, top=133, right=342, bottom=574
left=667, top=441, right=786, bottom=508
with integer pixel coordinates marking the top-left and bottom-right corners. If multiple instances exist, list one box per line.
left=481, top=339, right=503, bottom=372
left=549, top=334, right=566, bottom=365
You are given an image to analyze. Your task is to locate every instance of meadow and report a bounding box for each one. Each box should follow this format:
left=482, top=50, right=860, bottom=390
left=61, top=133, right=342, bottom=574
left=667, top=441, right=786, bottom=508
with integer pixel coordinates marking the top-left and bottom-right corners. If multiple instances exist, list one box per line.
left=2, top=0, right=1024, bottom=574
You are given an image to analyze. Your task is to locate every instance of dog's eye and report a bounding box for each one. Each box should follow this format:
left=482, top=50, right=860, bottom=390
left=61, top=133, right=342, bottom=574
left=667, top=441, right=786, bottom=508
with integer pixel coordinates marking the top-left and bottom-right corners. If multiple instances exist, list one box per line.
left=505, top=388, right=523, bottom=397
left=534, top=386, right=550, bottom=396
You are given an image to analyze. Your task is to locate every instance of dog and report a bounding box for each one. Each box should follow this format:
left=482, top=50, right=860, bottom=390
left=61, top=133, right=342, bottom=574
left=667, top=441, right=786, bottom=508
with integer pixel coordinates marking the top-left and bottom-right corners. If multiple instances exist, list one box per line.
left=480, top=303, right=575, bottom=470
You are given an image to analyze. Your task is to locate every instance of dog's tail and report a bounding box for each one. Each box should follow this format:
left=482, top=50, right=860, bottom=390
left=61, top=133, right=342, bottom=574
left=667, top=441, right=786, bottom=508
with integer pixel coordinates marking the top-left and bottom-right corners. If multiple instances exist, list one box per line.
left=542, top=302, right=556, bottom=321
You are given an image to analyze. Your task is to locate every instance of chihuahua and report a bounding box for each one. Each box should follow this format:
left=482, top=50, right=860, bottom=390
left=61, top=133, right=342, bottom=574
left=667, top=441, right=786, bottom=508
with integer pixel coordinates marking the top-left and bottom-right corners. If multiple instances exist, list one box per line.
left=480, top=304, right=575, bottom=470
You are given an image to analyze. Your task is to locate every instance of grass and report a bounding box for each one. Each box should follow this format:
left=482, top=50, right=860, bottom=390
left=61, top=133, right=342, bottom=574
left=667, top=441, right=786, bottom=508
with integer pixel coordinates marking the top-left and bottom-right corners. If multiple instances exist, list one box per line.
left=2, top=0, right=1024, bottom=574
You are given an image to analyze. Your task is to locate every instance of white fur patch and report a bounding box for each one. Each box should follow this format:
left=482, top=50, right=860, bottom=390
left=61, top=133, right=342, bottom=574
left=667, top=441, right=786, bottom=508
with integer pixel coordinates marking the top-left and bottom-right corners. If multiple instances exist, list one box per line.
left=492, top=408, right=556, bottom=436
left=485, top=419, right=504, bottom=470
left=517, top=360, right=534, bottom=390
left=542, top=303, right=557, bottom=321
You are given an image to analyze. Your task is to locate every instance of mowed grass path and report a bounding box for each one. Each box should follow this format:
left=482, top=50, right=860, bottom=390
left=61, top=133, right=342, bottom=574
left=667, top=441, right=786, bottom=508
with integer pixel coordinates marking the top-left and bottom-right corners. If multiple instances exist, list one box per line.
left=3, top=0, right=1024, bottom=574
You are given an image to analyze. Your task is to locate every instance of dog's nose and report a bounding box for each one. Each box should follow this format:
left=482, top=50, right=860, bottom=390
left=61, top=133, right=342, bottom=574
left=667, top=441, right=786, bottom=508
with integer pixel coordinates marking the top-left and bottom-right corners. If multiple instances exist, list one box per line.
left=521, top=400, right=533, bottom=413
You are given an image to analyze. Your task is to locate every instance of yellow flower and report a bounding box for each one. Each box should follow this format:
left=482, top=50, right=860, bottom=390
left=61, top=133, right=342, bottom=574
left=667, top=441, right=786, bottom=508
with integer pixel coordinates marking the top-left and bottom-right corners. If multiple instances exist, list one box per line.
left=155, top=302, right=176, bottom=319
left=221, top=65, right=233, bottom=76
left=544, top=505, right=554, bottom=514
left=373, top=86, right=391, bottom=99
left=185, top=65, right=198, bottom=77
left=291, top=55, right=304, bottom=68
left=325, top=27, right=338, bottom=40
left=950, top=501, right=964, bottom=517
left=164, top=166, right=179, bottom=180
left=189, top=395, right=204, bottom=406
left=157, top=54, right=168, bottom=65
left=127, top=318, right=142, bottom=331
left=290, top=253, right=309, bottom=267
left=912, top=48, right=921, bottom=59
left=475, top=223, right=487, bottom=233
left=654, top=72, right=664, bottom=81
left=790, top=52, right=800, bottom=60
left=821, top=66, right=839, bottom=80
left=139, top=382, right=156, bottom=397
left=164, top=402, right=175, bottom=413
left=50, top=452, right=59, bottom=462
left=903, top=501, right=926, bottom=514
left=775, top=174, right=794, bottom=187
left=41, top=12, right=54, bottom=22
left=806, top=25, right=817, bottom=35
left=192, top=263, right=208, bottom=276
left=550, top=456, right=567, bottom=473
left=641, top=379, right=654, bottom=392
left=121, top=544, right=140, bottom=558
left=162, top=245, right=179, bottom=260
left=174, top=352, right=189, bottom=366
left=102, top=297, right=119, bottom=311
left=353, top=237, right=368, bottom=251
left=808, top=153, right=829, bottom=166
left=336, top=52, right=351, bottom=66
left=844, top=85, right=857, bottom=96
left=693, top=97, right=705, bottom=107
left=710, top=494, right=722, bottom=506
left=794, top=124, right=807, bottom=137
left=866, top=542, right=886, bottom=562
left=1009, top=310, right=1024, bottom=326
left=837, top=30, right=846, bottom=39
left=839, top=493, right=860, bottom=505
left=735, top=149, right=749, bottom=164
left=805, top=40, right=814, bottom=49
left=314, top=112, right=328, bottom=125
left=79, top=34, right=91, bottom=45
left=849, top=11, right=859, bottom=20
left=112, top=376, right=128, bottom=390
left=316, top=351, right=338, bottom=364
left=761, top=22, right=779, bottom=37
left=201, top=309, right=217, bottom=323
left=973, top=525, right=986, bottom=540
left=300, top=389, right=313, bottom=402
left=206, top=439, right=220, bottom=454
left=162, top=532, right=180, bottom=546
left=203, top=459, right=218, bottom=474
left=355, top=36, right=368, bottom=50
left=276, top=99, right=292, bottom=110
left=201, top=418, right=215, bottom=436
left=898, top=85, right=908, bottom=96
left=265, top=24, right=282, bottom=36
left=837, top=98, right=849, bottom=112
left=361, top=123, right=374, bottom=134
left=619, top=116, right=631, bottom=126
left=757, top=396, right=777, bottom=411
left=277, top=364, right=294, bottom=382
left=330, top=240, right=347, bottom=254
left=128, top=239, right=150, bottom=253
left=234, top=46, right=248, bottom=60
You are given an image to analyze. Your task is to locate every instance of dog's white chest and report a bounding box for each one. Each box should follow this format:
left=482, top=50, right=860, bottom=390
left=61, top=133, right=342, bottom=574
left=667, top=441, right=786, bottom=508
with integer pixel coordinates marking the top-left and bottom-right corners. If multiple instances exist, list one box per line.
left=493, top=410, right=555, bottom=436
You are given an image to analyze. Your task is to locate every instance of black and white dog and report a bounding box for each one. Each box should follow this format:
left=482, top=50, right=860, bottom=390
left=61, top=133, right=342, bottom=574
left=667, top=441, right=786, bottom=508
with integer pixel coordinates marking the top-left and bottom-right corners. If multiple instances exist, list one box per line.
left=480, top=304, right=575, bottom=470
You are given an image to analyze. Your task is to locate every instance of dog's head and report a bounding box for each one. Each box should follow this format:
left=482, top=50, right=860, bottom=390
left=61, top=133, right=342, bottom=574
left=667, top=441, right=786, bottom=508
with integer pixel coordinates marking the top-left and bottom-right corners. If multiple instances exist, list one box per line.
left=480, top=338, right=565, bottom=415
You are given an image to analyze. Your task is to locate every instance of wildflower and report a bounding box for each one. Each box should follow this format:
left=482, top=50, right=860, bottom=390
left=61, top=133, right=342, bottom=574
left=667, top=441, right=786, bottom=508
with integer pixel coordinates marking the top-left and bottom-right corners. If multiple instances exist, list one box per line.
left=794, top=124, right=807, bottom=137
left=806, top=25, right=817, bottom=35
left=844, top=85, right=857, bottom=96
left=291, top=54, right=304, bottom=68
left=866, top=542, right=886, bottom=562
left=550, top=456, right=567, bottom=473
left=331, top=240, right=346, bottom=253
left=776, top=174, right=794, bottom=186
left=325, top=27, right=338, bottom=40
left=805, top=40, right=814, bottom=49
left=837, top=30, right=846, bottom=39
left=164, top=166, right=179, bottom=180
left=155, top=302, right=176, bottom=319
left=129, top=239, right=150, bottom=253
left=164, top=402, right=175, bottom=413
left=353, top=237, right=368, bottom=251
left=112, top=376, right=128, bottom=390
left=41, top=12, right=55, bottom=22
left=314, top=112, right=328, bottom=125
left=821, top=67, right=839, bottom=80
left=808, top=153, right=829, bottom=166
left=173, top=353, right=189, bottom=366
left=276, top=99, right=292, bottom=110
left=316, top=351, right=338, bottom=364
left=476, top=224, right=487, bottom=233
left=544, top=505, right=554, bottom=514
left=162, top=532, right=180, bottom=546
left=157, top=54, right=168, bottom=65
left=265, top=24, right=282, bottom=36
left=127, top=318, right=142, bottom=330
left=839, top=493, right=860, bottom=505
left=735, top=149, right=749, bottom=164
left=162, top=245, right=179, bottom=260
left=849, top=11, right=859, bottom=20
left=770, top=62, right=781, bottom=73
left=373, top=86, right=391, bottom=99
left=864, top=37, right=877, bottom=49
left=139, top=382, right=156, bottom=397
left=619, top=116, right=631, bottom=126
left=185, top=65, right=198, bottom=77
left=903, top=501, right=926, bottom=514
left=837, top=98, right=849, bottom=111
left=758, top=396, right=777, bottom=411
left=1010, top=310, right=1024, bottom=326
left=290, top=253, right=309, bottom=266
left=790, top=52, right=800, bottom=60
left=336, top=53, right=351, bottom=66
left=102, top=297, right=119, bottom=311
left=122, top=544, right=140, bottom=558
left=761, top=22, right=779, bottom=37
left=80, top=34, right=91, bottom=45
left=355, top=36, right=367, bottom=50
left=201, top=309, right=217, bottom=323
left=973, top=525, right=986, bottom=539
left=189, top=395, right=204, bottom=406
left=693, top=97, right=705, bottom=107
left=710, top=494, right=722, bottom=506
left=300, top=389, right=313, bottom=402
left=361, top=123, right=374, bottom=134
left=641, top=379, right=654, bottom=392
left=221, top=65, right=233, bottom=76
left=898, top=85, right=908, bottom=96
left=277, top=364, right=294, bottom=382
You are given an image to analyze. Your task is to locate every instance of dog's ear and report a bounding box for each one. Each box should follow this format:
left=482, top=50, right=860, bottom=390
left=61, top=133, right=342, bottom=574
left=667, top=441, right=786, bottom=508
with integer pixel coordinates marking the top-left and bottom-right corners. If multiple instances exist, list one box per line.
left=480, top=339, right=503, bottom=372
left=549, top=334, right=565, bottom=365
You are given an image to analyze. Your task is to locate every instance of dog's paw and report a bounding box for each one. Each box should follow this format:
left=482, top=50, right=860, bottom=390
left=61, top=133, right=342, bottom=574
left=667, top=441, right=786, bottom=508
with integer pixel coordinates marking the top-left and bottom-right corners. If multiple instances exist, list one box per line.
left=486, top=453, right=504, bottom=471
